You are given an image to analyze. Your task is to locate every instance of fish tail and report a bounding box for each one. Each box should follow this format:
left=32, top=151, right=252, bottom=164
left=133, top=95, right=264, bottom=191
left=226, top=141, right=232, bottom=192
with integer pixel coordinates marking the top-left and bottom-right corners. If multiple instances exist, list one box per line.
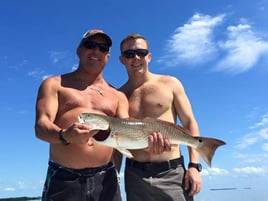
left=195, top=137, right=226, bottom=167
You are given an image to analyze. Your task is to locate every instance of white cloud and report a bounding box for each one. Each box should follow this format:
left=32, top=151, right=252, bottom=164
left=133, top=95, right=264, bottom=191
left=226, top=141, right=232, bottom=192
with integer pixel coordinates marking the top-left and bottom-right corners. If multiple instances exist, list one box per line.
left=159, top=13, right=268, bottom=74
left=235, top=131, right=259, bottom=149
left=28, top=68, right=53, bottom=81
left=215, top=24, right=268, bottom=74
left=158, top=13, right=224, bottom=66
left=202, top=167, right=229, bottom=176
left=0, top=180, right=44, bottom=194
left=2, top=187, right=15, bottom=191
left=236, top=113, right=268, bottom=149
left=262, top=143, right=268, bottom=151
left=233, top=166, right=268, bottom=175
left=250, top=113, right=268, bottom=129
left=49, top=51, right=69, bottom=64
left=18, top=181, right=27, bottom=189
left=260, top=128, right=268, bottom=139
left=27, top=68, right=46, bottom=80
left=233, top=113, right=268, bottom=160
left=233, top=152, right=268, bottom=163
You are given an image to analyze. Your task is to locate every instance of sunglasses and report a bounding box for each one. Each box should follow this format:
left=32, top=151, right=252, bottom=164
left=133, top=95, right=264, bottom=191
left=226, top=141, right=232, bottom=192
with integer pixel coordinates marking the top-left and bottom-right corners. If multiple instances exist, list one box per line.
left=83, top=41, right=110, bottom=53
left=121, top=49, right=149, bottom=58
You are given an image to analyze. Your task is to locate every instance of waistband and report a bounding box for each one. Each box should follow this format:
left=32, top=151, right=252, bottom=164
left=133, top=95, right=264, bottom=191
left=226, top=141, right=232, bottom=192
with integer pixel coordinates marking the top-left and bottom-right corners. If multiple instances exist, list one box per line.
left=126, top=156, right=184, bottom=172
left=48, top=160, right=114, bottom=177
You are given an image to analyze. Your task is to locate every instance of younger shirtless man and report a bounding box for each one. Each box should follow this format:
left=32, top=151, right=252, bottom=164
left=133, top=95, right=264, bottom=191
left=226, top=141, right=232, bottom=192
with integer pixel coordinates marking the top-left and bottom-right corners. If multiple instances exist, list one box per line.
left=35, top=29, right=129, bottom=201
left=119, top=34, right=202, bottom=201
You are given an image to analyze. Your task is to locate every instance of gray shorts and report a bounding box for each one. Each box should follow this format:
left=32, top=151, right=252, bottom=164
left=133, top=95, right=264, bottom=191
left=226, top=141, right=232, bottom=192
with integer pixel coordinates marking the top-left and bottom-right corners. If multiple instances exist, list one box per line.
left=124, top=156, right=193, bottom=201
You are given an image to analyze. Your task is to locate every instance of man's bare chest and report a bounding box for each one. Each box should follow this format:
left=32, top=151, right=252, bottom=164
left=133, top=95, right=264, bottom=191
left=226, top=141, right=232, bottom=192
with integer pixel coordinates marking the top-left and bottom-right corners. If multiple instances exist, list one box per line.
left=59, top=88, right=118, bottom=115
left=128, top=87, right=173, bottom=117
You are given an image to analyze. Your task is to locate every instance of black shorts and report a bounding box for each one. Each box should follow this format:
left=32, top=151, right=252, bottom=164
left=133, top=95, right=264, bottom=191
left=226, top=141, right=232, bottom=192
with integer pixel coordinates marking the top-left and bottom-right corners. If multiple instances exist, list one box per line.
left=42, top=161, right=122, bottom=201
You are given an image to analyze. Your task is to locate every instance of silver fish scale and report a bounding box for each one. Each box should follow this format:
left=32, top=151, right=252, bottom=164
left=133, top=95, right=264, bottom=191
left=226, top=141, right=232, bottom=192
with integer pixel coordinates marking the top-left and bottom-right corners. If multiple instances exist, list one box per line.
left=109, top=117, right=199, bottom=148
left=110, top=119, right=149, bottom=142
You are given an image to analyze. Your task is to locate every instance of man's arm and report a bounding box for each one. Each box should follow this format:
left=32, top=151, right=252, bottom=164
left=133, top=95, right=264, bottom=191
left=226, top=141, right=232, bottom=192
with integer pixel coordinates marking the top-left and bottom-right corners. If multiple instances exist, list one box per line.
left=35, top=76, right=93, bottom=145
left=35, top=77, right=62, bottom=143
left=172, top=77, right=202, bottom=196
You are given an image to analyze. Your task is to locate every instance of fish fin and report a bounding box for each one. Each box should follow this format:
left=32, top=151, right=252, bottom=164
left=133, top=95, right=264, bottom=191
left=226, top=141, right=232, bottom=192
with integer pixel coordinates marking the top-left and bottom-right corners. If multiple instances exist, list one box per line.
left=117, top=147, right=134, bottom=158
left=195, top=137, right=226, bottom=167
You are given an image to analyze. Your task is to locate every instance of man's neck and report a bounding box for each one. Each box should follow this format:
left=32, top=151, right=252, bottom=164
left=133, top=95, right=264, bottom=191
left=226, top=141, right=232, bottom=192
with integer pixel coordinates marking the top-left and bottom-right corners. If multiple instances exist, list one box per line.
left=73, top=69, right=105, bottom=86
left=127, top=71, right=152, bottom=89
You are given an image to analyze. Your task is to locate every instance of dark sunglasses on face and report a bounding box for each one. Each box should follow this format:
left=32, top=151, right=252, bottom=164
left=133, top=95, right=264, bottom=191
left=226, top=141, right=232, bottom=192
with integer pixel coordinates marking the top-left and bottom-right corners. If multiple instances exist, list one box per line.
left=121, top=49, right=149, bottom=58
left=83, top=41, right=110, bottom=53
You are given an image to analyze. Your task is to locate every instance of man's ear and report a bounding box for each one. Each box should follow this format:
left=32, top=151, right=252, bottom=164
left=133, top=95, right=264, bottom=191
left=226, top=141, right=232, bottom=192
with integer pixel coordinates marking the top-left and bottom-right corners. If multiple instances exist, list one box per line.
left=148, top=52, right=152, bottom=63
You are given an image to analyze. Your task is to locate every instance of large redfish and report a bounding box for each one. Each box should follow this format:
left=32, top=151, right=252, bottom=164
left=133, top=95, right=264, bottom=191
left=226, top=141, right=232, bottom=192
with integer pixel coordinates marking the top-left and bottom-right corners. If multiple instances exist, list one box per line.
left=78, top=113, right=226, bottom=166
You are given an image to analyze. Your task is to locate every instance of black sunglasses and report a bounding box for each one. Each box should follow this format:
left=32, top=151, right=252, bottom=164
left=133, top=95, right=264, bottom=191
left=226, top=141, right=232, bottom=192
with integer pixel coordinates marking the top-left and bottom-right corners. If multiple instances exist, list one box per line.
left=83, top=41, right=110, bottom=53
left=121, top=49, right=149, bottom=58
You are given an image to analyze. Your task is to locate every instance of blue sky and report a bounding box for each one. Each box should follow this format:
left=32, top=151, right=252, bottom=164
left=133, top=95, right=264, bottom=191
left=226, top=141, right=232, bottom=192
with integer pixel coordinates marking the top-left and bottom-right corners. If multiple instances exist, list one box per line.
left=0, top=0, right=268, bottom=200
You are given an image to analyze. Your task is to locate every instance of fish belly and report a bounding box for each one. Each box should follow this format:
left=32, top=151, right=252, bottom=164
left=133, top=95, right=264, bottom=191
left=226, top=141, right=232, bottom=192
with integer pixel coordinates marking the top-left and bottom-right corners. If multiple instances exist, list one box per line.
left=112, top=126, right=150, bottom=149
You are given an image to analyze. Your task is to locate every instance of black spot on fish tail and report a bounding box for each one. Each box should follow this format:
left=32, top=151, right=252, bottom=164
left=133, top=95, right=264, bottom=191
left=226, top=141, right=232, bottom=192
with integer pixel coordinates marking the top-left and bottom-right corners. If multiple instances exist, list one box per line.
left=93, top=127, right=111, bottom=141
left=195, top=136, right=226, bottom=167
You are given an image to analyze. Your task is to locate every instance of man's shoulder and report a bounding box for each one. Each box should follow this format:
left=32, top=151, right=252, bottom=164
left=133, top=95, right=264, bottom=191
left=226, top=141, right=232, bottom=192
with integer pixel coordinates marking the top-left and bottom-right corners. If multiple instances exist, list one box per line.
left=40, top=73, right=75, bottom=91
left=154, top=74, right=180, bottom=84
left=41, top=74, right=61, bottom=86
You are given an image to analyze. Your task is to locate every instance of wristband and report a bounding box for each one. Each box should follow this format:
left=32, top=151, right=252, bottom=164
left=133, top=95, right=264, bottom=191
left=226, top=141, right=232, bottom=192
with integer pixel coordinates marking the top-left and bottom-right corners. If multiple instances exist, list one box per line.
left=188, top=162, right=202, bottom=172
left=58, top=129, right=70, bottom=145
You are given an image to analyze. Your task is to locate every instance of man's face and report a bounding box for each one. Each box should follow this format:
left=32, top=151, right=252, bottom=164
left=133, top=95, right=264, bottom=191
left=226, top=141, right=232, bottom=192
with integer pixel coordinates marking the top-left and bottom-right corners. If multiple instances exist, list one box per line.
left=78, top=35, right=111, bottom=68
left=119, top=38, right=151, bottom=74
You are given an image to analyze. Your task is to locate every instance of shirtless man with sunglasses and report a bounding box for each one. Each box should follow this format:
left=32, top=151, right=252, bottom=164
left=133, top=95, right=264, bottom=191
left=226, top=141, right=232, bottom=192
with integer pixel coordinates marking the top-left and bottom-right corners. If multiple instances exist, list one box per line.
left=119, top=34, right=202, bottom=201
left=35, top=29, right=129, bottom=201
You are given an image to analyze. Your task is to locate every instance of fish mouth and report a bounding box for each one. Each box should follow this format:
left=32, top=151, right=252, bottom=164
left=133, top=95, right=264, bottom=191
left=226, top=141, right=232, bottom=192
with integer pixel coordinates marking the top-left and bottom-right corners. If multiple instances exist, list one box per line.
left=93, top=128, right=111, bottom=141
